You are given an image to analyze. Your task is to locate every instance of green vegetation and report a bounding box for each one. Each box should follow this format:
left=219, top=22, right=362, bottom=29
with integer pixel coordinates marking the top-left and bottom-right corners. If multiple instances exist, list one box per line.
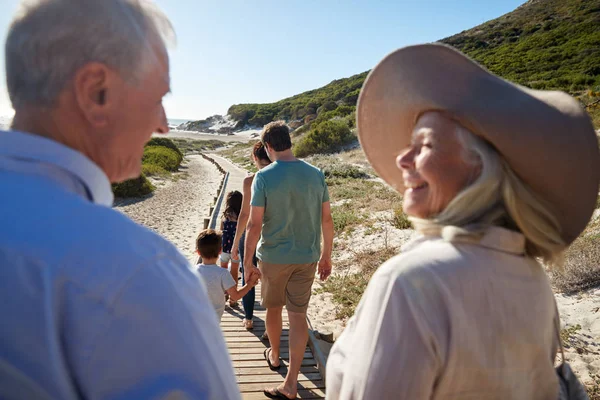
left=170, top=138, right=226, bottom=154
left=392, top=204, right=413, bottom=229
left=146, top=137, right=183, bottom=158
left=227, top=72, right=367, bottom=127
left=294, top=120, right=356, bottom=157
left=112, top=138, right=184, bottom=198
left=112, top=175, right=155, bottom=198
left=443, top=0, right=600, bottom=93
left=219, top=141, right=258, bottom=172
left=315, top=246, right=399, bottom=319
left=142, top=146, right=183, bottom=172
left=332, top=206, right=361, bottom=233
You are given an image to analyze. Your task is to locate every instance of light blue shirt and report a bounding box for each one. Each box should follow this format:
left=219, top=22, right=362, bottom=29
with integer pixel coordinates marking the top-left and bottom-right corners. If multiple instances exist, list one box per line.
left=0, top=131, right=240, bottom=400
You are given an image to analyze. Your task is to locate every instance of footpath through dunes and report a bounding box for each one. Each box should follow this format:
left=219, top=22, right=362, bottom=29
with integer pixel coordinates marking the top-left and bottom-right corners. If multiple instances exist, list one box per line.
left=114, top=154, right=222, bottom=263
left=209, top=154, right=327, bottom=399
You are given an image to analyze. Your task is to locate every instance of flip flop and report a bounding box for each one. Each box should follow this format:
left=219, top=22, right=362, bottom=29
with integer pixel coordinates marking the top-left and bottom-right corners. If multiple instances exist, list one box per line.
left=263, top=387, right=296, bottom=399
left=263, top=348, right=281, bottom=371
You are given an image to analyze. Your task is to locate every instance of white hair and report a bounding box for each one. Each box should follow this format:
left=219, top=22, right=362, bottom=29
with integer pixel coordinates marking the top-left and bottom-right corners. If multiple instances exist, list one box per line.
left=411, top=123, right=566, bottom=267
left=5, top=0, right=175, bottom=109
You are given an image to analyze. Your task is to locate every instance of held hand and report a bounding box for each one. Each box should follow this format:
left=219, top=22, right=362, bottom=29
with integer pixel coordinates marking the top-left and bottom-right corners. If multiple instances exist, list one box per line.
left=249, top=265, right=261, bottom=282
left=318, top=257, right=332, bottom=281
left=249, top=273, right=259, bottom=286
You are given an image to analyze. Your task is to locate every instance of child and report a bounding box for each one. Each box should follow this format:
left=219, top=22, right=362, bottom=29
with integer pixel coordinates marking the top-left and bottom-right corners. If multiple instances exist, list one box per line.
left=220, top=190, right=243, bottom=306
left=195, top=229, right=257, bottom=321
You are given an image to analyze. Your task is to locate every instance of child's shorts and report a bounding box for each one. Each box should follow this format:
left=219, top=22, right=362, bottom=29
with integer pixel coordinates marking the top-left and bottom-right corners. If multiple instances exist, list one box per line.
left=220, top=252, right=240, bottom=264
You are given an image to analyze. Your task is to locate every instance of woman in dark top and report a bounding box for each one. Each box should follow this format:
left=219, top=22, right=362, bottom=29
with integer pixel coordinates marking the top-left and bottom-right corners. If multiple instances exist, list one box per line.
left=231, top=142, right=272, bottom=330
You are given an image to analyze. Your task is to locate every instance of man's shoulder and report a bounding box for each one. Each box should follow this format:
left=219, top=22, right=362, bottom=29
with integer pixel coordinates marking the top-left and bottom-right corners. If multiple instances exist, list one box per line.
left=2, top=182, right=185, bottom=270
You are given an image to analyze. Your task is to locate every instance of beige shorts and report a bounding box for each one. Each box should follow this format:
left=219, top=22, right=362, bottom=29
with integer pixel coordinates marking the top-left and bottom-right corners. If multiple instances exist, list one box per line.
left=258, top=261, right=317, bottom=313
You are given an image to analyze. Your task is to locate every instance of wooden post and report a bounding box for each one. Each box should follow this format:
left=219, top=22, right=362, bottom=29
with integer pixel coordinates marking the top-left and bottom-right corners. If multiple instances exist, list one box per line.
left=209, top=206, right=214, bottom=215
left=203, top=218, right=210, bottom=229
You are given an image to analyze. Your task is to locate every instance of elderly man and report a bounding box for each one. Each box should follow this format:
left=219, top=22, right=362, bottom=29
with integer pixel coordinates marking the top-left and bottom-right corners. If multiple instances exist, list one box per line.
left=0, top=1, right=239, bottom=399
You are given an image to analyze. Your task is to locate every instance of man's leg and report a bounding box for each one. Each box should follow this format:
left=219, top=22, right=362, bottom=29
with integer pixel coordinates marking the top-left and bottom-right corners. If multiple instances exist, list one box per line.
left=265, top=306, right=283, bottom=366
left=259, top=261, right=289, bottom=368
left=280, top=310, right=308, bottom=397
left=267, top=262, right=316, bottom=398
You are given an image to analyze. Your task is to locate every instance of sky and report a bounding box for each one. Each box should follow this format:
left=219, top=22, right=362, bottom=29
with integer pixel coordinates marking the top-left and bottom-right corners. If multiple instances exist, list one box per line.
left=0, top=0, right=525, bottom=120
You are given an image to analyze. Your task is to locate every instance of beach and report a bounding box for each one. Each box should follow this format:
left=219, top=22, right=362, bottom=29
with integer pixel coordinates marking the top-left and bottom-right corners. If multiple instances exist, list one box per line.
left=114, top=154, right=222, bottom=263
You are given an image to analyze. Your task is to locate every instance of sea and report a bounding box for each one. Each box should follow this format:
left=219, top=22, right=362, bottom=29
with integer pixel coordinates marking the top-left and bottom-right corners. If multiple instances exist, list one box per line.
left=168, top=118, right=191, bottom=129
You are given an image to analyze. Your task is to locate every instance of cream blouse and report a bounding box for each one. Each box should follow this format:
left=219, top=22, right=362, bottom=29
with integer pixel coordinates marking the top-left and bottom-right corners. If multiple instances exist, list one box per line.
left=326, top=227, right=558, bottom=400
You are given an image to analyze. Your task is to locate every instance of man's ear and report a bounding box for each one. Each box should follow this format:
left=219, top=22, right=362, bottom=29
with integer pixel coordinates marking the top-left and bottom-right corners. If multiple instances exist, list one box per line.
left=73, top=62, right=112, bottom=128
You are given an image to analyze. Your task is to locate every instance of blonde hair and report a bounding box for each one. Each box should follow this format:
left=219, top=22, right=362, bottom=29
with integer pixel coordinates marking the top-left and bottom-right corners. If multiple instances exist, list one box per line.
left=411, top=124, right=565, bottom=267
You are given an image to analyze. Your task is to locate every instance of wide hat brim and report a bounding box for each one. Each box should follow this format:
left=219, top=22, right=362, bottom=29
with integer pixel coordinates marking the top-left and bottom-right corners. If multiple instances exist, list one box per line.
left=357, top=43, right=600, bottom=245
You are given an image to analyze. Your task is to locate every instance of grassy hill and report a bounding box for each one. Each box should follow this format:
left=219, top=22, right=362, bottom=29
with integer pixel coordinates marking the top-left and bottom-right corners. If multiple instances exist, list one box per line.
left=226, top=0, right=600, bottom=132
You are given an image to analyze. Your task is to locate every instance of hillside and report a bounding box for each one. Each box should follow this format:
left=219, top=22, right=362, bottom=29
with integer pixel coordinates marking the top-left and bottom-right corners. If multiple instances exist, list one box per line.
left=220, top=0, right=599, bottom=131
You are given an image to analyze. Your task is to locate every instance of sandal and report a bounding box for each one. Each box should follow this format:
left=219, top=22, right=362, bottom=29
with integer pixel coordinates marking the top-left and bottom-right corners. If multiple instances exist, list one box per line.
left=261, top=331, right=269, bottom=341
left=229, top=300, right=238, bottom=308
left=263, top=387, right=296, bottom=399
left=263, top=348, right=281, bottom=371
left=242, top=318, right=253, bottom=330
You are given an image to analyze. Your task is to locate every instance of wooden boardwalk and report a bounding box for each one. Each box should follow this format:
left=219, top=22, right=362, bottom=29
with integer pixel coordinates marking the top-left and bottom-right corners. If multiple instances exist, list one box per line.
left=221, top=286, right=326, bottom=399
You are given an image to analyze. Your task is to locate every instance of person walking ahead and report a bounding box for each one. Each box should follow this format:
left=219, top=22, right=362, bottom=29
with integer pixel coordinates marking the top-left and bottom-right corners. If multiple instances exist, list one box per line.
left=244, top=121, right=334, bottom=400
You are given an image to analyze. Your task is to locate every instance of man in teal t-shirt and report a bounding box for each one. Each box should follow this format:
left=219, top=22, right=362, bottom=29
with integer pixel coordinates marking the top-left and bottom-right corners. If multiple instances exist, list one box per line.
left=244, top=121, right=334, bottom=400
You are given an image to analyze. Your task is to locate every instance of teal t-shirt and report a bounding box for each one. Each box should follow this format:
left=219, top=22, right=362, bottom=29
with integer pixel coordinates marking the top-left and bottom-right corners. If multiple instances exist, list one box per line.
left=251, top=160, right=330, bottom=264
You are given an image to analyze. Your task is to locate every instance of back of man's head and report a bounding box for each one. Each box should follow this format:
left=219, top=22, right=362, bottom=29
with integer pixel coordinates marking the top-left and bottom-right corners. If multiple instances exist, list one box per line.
left=196, top=229, right=222, bottom=260
left=5, top=0, right=174, bottom=110
left=261, top=120, right=291, bottom=152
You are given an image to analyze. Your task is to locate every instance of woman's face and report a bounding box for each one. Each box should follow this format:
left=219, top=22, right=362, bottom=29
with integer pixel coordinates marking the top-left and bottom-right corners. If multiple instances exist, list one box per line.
left=396, top=112, right=479, bottom=219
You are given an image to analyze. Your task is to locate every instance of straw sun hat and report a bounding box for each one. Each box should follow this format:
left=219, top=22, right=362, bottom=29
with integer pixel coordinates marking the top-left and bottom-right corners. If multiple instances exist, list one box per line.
left=357, top=43, right=600, bottom=245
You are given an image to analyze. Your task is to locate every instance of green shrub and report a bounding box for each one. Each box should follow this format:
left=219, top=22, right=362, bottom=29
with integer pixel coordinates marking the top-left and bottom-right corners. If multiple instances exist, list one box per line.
left=311, top=160, right=367, bottom=179
left=392, top=205, right=413, bottom=229
left=332, top=206, right=360, bottom=233
left=112, top=174, right=155, bottom=198
left=146, top=137, right=183, bottom=158
left=294, top=120, right=356, bottom=157
left=141, top=163, right=170, bottom=177
left=142, top=146, right=182, bottom=171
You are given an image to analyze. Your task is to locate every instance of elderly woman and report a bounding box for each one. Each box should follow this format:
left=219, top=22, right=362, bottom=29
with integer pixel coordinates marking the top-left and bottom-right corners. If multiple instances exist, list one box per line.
left=326, top=44, right=599, bottom=399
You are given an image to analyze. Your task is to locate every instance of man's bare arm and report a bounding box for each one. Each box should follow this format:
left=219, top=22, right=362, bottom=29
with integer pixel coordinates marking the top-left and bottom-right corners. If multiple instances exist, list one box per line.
left=243, top=205, right=264, bottom=282
left=319, top=201, right=334, bottom=281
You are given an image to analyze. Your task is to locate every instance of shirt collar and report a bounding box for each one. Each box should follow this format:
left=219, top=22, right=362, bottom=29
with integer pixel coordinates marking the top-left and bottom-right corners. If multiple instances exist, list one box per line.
left=402, top=226, right=526, bottom=256
left=0, top=130, right=113, bottom=206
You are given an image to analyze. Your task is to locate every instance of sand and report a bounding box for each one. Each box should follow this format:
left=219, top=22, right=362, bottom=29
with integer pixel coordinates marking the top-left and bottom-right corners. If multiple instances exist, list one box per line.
left=114, top=154, right=222, bottom=263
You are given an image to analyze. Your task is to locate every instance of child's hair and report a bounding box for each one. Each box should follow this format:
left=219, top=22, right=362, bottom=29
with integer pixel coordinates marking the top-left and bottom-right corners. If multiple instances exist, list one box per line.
left=252, top=141, right=271, bottom=164
left=196, top=229, right=222, bottom=259
left=222, top=190, right=242, bottom=220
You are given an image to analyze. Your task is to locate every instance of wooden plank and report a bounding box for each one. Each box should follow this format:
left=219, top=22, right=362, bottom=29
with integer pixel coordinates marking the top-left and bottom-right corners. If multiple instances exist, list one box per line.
left=226, top=336, right=288, bottom=343
left=222, top=329, right=289, bottom=336
left=238, top=379, right=325, bottom=392
left=236, top=366, right=319, bottom=376
left=237, top=372, right=321, bottom=384
left=228, top=343, right=306, bottom=351
left=229, top=352, right=312, bottom=361
left=243, top=388, right=325, bottom=399
left=233, top=359, right=316, bottom=368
